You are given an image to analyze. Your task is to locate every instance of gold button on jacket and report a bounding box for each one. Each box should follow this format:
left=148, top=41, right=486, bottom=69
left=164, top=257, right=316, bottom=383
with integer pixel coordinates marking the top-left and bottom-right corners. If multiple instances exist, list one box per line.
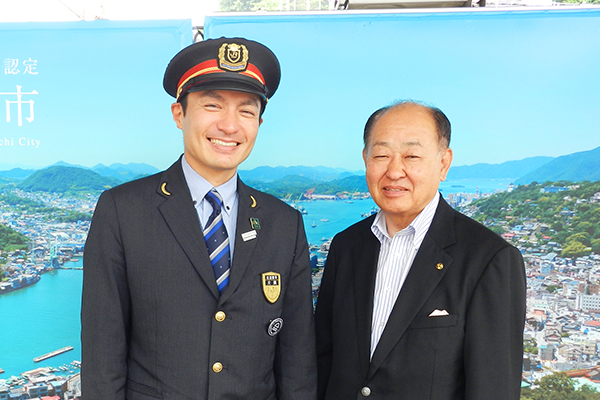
left=212, top=362, right=223, bottom=373
left=215, top=311, right=226, bottom=322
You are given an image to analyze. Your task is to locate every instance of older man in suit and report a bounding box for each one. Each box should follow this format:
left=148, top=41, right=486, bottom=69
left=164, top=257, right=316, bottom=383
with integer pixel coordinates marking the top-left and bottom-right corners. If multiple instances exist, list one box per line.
left=81, top=37, right=316, bottom=399
left=315, top=101, right=526, bottom=400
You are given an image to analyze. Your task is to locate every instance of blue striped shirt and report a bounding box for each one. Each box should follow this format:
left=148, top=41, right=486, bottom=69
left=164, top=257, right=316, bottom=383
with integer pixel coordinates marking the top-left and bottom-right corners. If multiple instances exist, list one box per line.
left=369, top=193, right=440, bottom=358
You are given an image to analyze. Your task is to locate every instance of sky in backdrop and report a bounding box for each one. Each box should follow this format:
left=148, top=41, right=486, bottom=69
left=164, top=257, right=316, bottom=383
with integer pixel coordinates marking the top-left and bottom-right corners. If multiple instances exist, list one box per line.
left=204, top=9, right=600, bottom=171
left=1, top=7, right=599, bottom=172
left=0, top=19, right=190, bottom=170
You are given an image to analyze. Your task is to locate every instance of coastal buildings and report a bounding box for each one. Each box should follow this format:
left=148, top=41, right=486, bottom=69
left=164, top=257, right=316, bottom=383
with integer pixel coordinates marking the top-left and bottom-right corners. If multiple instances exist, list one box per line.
left=0, top=268, right=40, bottom=293
left=1, top=189, right=91, bottom=295
left=0, top=367, right=80, bottom=400
left=488, top=186, right=600, bottom=389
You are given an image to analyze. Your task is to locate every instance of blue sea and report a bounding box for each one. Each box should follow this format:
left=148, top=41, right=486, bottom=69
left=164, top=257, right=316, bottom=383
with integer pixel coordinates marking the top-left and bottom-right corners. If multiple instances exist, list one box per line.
left=0, top=262, right=83, bottom=378
left=300, top=199, right=377, bottom=245
left=0, top=178, right=509, bottom=379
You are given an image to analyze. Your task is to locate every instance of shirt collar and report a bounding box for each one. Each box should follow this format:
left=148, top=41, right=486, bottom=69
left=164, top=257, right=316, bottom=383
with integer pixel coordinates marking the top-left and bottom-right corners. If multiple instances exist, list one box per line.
left=371, top=193, right=440, bottom=249
left=181, top=155, right=238, bottom=216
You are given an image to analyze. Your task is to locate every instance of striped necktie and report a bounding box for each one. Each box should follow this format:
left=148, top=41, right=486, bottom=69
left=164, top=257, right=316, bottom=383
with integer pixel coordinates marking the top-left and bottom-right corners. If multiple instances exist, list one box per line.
left=203, top=189, right=230, bottom=294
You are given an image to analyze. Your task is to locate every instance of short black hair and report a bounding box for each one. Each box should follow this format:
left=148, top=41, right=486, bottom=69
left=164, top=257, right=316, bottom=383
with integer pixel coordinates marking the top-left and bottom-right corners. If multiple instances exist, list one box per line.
left=177, top=91, right=266, bottom=117
left=363, top=100, right=451, bottom=150
left=179, top=92, right=190, bottom=116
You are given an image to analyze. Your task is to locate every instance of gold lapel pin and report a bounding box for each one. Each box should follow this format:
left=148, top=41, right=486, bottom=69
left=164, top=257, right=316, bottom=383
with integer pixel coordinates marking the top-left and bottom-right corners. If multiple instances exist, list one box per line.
left=161, top=182, right=171, bottom=196
left=436, top=263, right=444, bottom=270
left=250, top=195, right=257, bottom=208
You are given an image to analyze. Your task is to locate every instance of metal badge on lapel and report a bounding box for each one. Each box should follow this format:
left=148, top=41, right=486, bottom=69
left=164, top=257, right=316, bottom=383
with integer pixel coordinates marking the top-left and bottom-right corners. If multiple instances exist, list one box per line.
left=250, top=218, right=260, bottom=230
left=160, top=182, right=171, bottom=196
left=262, top=272, right=281, bottom=304
left=267, top=318, right=283, bottom=337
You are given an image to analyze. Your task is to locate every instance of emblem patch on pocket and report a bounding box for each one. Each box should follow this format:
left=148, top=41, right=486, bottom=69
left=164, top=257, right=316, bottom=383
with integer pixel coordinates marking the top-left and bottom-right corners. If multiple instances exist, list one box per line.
left=262, top=272, right=281, bottom=303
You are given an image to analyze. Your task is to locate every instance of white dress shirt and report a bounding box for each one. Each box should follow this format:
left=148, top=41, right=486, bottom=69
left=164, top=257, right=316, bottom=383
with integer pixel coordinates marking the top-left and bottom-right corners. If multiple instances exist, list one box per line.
left=369, top=194, right=440, bottom=358
left=181, top=156, right=239, bottom=260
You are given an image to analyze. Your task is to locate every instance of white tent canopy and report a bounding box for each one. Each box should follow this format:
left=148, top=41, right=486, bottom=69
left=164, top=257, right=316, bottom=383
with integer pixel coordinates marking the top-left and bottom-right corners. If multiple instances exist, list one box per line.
left=0, top=0, right=217, bottom=24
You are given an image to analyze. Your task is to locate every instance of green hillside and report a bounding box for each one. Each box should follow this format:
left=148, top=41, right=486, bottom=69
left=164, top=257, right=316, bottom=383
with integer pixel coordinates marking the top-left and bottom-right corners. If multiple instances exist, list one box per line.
left=469, top=180, right=600, bottom=257
left=17, top=166, right=120, bottom=193
left=0, top=223, right=29, bottom=253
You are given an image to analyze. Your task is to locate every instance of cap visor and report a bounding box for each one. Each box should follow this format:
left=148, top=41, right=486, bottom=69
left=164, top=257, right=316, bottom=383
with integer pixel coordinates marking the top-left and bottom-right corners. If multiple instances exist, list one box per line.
left=183, top=78, right=266, bottom=101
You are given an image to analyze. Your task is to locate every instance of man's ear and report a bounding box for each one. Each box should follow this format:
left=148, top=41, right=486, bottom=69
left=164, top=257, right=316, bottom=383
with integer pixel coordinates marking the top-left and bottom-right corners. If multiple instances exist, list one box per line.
left=171, top=102, right=184, bottom=129
left=439, top=148, right=453, bottom=182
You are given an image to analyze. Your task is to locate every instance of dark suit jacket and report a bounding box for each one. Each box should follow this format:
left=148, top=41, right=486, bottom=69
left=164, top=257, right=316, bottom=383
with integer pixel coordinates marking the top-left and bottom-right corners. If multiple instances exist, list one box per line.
left=81, top=158, right=317, bottom=400
left=315, top=195, right=526, bottom=400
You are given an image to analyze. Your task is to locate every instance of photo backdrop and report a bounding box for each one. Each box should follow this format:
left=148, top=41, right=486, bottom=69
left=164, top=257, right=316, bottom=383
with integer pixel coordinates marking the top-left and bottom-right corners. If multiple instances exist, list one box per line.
left=1, top=7, right=600, bottom=393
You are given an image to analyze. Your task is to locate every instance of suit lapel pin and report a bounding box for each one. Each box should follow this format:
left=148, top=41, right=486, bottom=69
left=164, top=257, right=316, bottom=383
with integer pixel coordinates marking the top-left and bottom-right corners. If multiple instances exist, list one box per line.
left=160, top=182, right=171, bottom=196
left=250, top=218, right=260, bottom=230
left=250, top=195, right=257, bottom=208
left=436, top=263, right=444, bottom=270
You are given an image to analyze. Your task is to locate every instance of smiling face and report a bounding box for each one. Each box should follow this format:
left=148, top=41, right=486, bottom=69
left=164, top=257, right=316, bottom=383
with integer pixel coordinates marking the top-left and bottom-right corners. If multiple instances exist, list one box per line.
left=363, top=104, right=453, bottom=235
left=171, top=90, right=262, bottom=186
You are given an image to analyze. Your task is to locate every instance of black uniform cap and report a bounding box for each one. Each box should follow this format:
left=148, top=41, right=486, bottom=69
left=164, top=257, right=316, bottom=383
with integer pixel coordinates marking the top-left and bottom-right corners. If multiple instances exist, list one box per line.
left=163, top=37, right=281, bottom=104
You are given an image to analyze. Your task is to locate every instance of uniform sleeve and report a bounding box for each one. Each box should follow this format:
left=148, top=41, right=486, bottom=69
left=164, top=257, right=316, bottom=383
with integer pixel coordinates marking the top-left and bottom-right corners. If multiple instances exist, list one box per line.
left=81, top=190, right=130, bottom=400
left=464, top=245, right=526, bottom=400
left=275, top=211, right=318, bottom=400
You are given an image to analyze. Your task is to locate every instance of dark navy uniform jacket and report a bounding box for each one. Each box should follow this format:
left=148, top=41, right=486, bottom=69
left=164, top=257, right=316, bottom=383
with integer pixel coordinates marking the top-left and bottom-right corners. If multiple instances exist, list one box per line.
left=82, top=158, right=317, bottom=400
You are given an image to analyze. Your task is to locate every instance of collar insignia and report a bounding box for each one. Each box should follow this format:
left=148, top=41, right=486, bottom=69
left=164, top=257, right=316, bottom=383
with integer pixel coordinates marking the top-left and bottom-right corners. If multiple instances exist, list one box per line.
left=160, top=182, right=171, bottom=196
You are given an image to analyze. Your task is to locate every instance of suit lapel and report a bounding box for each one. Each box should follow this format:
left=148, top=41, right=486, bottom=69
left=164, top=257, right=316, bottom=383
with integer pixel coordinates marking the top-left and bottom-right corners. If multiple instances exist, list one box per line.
left=219, top=179, right=259, bottom=304
left=353, top=219, right=380, bottom=378
left=157, top=159, right=220, bottom=299
left=368, top=198, right=457, bottom=377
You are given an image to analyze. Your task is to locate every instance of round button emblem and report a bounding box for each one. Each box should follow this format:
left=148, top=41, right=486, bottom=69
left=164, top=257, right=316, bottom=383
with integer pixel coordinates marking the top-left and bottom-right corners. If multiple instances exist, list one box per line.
left=268, top=318, right=283, bottom=337
left=215, top=311, right=226, bottom=322
left=212, top=362, right=223, bottom=373
left=361, top=386, right=371, bottom=396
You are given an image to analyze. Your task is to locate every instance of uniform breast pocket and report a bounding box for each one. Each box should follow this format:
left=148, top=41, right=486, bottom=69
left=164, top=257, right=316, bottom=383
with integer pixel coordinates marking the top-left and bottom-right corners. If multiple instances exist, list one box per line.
left=408, top=314, right=458, bottom=329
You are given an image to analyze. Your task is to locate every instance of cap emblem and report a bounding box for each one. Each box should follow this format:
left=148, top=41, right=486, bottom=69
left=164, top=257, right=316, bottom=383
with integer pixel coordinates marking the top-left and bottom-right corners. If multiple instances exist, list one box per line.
left=218, top=43, right=248, bottom=72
